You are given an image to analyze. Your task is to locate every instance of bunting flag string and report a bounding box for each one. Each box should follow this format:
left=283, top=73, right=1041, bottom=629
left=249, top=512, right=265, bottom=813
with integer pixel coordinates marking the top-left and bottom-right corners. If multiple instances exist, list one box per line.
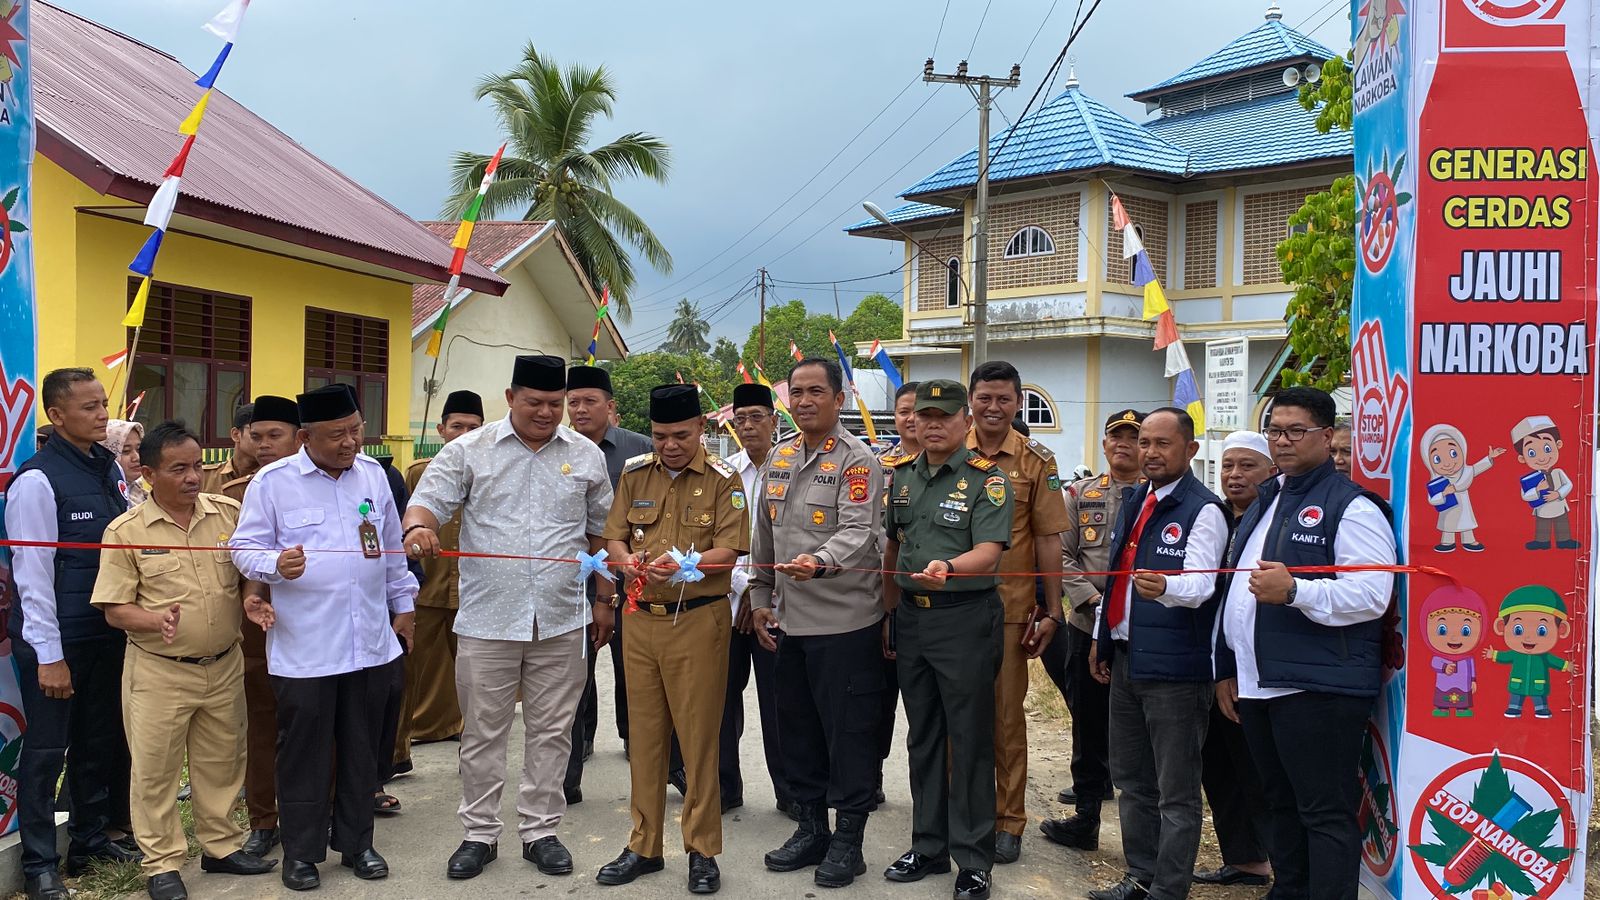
left=123, top=0, right=251, bottom=331
left=427, top=143, right=506, bottom=358
left=788, top=341, right=804, bottom=363
left=1113, top=191, right=1205, bottom=432
left=829, top=330, right=878, bottom=443
left=583, top=287, right=610, bottom=365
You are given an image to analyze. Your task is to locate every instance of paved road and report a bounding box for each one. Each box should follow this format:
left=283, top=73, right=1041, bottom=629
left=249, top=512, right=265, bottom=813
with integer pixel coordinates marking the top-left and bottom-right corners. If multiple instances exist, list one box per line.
left=194, top=657, right=1152, bottom=899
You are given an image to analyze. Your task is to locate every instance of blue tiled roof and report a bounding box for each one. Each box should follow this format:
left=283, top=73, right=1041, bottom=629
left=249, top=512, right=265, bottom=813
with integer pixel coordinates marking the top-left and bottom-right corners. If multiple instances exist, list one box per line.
left=901, top=87, right=1190, bottom=197
left=1144, top=91, right=1350, bottom=173
left=845, top=201, right=958, bottom=233
left=1130, top=20, right=1336, bottom=98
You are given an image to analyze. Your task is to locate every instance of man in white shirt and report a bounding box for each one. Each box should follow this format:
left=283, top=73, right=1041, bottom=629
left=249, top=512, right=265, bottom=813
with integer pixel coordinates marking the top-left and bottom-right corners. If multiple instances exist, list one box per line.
left=718, top=382, right=789, bottom=814
left=1214, top=387, right=1395, bottom=900
left=1087, top=408, right=1227, bottom=900
left=403, top=355, right=614, bottom=881
left=230, top=384, right=419, bottom=892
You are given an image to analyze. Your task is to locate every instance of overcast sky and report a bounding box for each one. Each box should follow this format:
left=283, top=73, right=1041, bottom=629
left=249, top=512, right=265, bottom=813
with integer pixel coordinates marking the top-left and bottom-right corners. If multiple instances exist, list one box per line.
left=56, top=0, right=1350, bottom=349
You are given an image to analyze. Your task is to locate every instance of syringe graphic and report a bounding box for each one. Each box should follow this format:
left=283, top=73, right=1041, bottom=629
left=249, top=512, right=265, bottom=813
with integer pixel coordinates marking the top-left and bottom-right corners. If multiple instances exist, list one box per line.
left=1442, top=792, right=1532, bottom=890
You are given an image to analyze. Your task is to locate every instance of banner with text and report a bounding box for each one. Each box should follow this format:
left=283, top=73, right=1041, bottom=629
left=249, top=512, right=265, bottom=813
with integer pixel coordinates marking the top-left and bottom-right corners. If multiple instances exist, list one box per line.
left=0, top=0, right=34, bottom=837
left=1357, top=2, right=1596, bottom=899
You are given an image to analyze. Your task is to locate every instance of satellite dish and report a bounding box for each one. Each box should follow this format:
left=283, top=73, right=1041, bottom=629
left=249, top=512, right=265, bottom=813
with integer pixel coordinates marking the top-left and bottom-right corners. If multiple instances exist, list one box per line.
left=1282, top=66, right=1301, bottom=87
left=1304, top=63, right=1322, bottom=83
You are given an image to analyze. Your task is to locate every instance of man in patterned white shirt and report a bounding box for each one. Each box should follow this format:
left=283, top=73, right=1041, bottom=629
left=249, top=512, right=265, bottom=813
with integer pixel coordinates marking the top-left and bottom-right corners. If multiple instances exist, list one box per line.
left=403, top=355, right=614, bottom=881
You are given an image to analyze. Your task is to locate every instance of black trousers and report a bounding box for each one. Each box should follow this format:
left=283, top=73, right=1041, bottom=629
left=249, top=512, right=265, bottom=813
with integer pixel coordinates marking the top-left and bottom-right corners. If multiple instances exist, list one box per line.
left=376, top=648, right=406, bottom=784
left=1238, top=691, right=1373, bottom=900
left=1065, top=624, right=1113, bottom=803
left=876, top=646, right=898, bottom=786
left=777, top=622, right=884, bottom=816
left=1201, top=704, right=1269, bottom=866
left=609, top=614, right=629, bottom=741
left=1039, top=620, right=1069, bottom=698
left=720, top=624, right=786, bottom=805
left=13, top=635, right=127, bottom=876
left=272, top=659, right=396, bottom=863
left=565, top=627, right=602, bottom=794
left=897, top=592, right=1002, bottom=872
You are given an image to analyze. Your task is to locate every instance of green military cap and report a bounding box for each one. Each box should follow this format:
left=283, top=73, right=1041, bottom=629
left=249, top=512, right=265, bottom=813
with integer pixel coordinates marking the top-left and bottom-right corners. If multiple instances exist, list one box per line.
left=914, top=379, right=967, bottom=415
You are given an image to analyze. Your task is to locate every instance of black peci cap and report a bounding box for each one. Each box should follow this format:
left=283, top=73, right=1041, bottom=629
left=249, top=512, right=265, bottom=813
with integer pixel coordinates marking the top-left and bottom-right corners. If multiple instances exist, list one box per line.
left=250, top=395, right=300, bottom=428
left=297, top=384, right=359, bottom=424
left=511, top=354, right=566, bottom=391
left=565, top=365, right=613, bottom=395
left=649, top=384, right=702, bottom=424
left=441, top=390, right=484, bottom=420
left=731, top=383, right=774, bottom=410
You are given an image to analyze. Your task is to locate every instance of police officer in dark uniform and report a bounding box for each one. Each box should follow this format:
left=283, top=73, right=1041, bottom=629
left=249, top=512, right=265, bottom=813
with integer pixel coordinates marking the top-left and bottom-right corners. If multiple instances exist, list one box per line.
left=881, top=379, right=1012, bottom=900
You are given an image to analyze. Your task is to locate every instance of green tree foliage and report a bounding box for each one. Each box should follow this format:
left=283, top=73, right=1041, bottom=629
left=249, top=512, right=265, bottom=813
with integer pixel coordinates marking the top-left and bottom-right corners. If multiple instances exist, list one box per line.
left=1277, top=54, right=1355, bottom=390
left=662, top=299, right=711, bottom=354
left=710, top=337, right=742, bottom=383
left=740, top=293, right=903, bottom=382
left=602, top=351, right=736, bottom=435
left=445, top=44, right=672, bottom=321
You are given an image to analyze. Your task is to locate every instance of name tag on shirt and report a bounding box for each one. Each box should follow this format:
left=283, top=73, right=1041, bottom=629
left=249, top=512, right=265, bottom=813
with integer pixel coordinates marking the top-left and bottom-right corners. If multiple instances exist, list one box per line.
left=140, top=548, right=170, bottom=556
left=632, top=500, right=656, bottom=508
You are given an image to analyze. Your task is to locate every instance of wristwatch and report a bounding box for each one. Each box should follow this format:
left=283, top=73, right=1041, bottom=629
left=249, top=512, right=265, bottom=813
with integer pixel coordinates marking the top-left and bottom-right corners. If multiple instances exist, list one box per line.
left=595, top=593, right=619, bottom=609
left=1285, top=580, right=1298, bottom=606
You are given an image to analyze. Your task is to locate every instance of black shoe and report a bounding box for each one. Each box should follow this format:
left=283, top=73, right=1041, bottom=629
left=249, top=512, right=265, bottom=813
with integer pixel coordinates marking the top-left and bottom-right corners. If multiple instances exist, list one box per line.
left=779, top=798, right=801, bottom=821
left=994, top=831, right=1021, bottom=864
left=447, top=841, right=497, bottom=879
left=596, top=848, right=665, bottom=885
left=25, top=871, right=69, bottom=900
left=525, top=837, right=573, bottom=875
left=1088, top=875, right=1151, bottom=900
left=1057, top=788, right=1077, bottom=804
left=65, top=838, right=144, bottom=875
left=764, top=804, right=831, bottom=871
left=721, top=795, right=744, bottom=814
left=241, top=828, right=280, bottom=857
left=955, top=868, right=992, bottom=900
left=884, top=850, right=951, bottom=882
left=112, top=835, right=142, bottom=855
left=583, top=740, right=595, bottom=760
left=1039, top=814, right=1100, bottom=851
left=146, top=872, right=187, bottom=900
left=688, top=852, right=720, bottom=894
left=200, top=850, right=278, bottom=875
left=340, top=848, right=388, bottom=880
left=1193, top=865, right=1270, bottom=886
left=566, top=786, right=584, bottom=805
left=281, top=860, right=320, bottom=892
left=668, top=768, right=688, bottom=796
left=177, top=782, right=192, bottom=802
left=814, top=812, right=867, bottom=888
left=392, top=758, right=414, bottom=776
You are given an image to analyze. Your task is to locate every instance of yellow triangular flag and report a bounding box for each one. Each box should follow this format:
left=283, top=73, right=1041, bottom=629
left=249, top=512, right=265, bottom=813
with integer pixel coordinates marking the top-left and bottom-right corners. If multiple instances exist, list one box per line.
left=1142, top=279, right=1170, bottom=320
left=122, top=277, right=152, bottom=327
left=178, top=90, right=213, bottom=136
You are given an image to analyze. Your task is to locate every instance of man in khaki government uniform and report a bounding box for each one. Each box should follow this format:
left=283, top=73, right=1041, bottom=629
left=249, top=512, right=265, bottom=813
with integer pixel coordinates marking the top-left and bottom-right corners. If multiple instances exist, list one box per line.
left=1040, top=408, right=1146, bottom=852
left=218, top=395, right=301, bottom=859
left=599, top=384, right=749, bottom=895
left=400, top=390, right=484, bottom=746
left=965, top=361, right=1070, bottom=864
left=200, top=403, right=258, bottom=494
left=92, top=421, right=277, bottom=900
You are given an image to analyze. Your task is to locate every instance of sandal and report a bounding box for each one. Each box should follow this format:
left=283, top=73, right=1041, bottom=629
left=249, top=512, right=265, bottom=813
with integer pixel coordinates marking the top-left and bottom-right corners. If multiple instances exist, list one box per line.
left=373, top=792, right=402, bottom=815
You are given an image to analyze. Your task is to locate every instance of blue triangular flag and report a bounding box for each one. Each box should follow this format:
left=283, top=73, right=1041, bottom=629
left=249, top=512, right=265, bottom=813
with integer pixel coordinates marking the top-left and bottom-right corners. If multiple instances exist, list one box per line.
left=129, top=229, right=165, bottom=277
left=195, top=43, right=233, bottom=89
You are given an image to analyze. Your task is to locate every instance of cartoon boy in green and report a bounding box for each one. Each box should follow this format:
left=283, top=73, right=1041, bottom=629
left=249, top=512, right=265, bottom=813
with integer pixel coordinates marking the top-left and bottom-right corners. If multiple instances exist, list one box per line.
left=1481, top=585, right=1577, bottom=718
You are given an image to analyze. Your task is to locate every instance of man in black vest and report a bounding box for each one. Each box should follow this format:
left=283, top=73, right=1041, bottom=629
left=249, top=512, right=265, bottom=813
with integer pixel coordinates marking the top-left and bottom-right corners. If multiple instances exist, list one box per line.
left=1088, top=408, right=1227, bottom=900
left=1214, top=387, right=1395, bottom=900
left=4, top=368, right=140, bottom=900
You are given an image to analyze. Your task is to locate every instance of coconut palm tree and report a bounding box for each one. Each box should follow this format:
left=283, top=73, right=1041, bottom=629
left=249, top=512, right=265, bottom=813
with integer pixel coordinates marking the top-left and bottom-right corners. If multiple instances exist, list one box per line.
left=663, top=299, right=710, bottom=354
left=444, top=44, right=671, bottom=321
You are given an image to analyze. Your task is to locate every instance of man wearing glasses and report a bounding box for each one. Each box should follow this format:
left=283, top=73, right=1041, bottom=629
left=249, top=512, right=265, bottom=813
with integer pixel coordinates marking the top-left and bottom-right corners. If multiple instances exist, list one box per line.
left=1214, top=387, right=1395, bottom=900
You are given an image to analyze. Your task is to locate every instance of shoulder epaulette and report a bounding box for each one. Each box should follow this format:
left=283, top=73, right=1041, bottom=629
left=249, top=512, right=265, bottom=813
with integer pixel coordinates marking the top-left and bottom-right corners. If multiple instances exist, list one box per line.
left=1024, top=439, right=1055, bottom=462
left=219, top=475, right=254, bottom=494
left=623, top=452, right=655, bottom=474
left=204, top=492, right=243, bottom=511
left=201, top=460, right=224, bottom=471
left=706, top=455, right=736, bottom=479
left=966, top=456, right=997, bottom=472
left=881, top=453, right=916, bottom=468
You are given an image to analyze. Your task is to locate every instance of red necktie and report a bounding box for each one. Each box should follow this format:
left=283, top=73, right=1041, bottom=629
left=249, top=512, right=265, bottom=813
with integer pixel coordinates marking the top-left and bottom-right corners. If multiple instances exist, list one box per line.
left=1107, top=490, right=1159, bottom=631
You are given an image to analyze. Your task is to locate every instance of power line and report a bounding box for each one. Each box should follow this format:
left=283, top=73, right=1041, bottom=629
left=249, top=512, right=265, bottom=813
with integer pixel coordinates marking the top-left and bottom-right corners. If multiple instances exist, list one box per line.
left=967, top=0, right=996, bottom=58
left=770, top=264, right=907, bottom=286
left=1021, top=0, right=1065, bottom=61
left=930, top=0, right=953, bottom=58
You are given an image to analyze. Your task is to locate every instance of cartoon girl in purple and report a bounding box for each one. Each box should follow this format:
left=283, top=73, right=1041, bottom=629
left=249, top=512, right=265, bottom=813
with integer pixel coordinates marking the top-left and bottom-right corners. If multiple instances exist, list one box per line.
left=1420, top=585, right=1487, bottom=717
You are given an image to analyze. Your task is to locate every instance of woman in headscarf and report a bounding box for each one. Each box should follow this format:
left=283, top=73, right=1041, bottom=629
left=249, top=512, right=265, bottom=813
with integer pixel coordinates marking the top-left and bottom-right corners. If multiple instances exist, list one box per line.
left=1419, top=422, right=1504, bottom=552
left=101, top=419, right=147, bottom=506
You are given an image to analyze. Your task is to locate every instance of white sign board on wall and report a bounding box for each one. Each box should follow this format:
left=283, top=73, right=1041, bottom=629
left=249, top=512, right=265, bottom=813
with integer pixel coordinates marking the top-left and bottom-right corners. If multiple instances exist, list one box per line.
left=1204, top=337, right=1249, bottom=433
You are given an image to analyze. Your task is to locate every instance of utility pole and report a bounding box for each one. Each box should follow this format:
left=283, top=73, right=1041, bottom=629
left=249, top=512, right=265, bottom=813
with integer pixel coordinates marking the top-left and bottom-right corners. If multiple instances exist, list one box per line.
left=924, top=58, right=1020, bottom=370
left=757, top=267, right=768, bottom=365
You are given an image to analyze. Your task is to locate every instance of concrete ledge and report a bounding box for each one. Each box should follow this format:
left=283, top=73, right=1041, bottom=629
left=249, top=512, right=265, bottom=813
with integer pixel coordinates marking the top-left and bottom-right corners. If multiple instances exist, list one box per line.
left=0, top=813, right=68, bottom=895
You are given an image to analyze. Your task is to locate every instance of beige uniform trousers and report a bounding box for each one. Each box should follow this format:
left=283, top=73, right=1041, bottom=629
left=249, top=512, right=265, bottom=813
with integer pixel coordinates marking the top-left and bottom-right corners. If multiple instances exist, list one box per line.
left=123, top=644, right=246, bottom=876
left=455, top=630, right=586, bottom=844
left=623, top=599, right=730, bottom=857
left=994, top=623, right=1032, bottom=836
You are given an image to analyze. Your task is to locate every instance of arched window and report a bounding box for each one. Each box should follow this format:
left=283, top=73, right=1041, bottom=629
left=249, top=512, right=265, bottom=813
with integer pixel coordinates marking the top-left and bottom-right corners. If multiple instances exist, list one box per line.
left=1022, top=386, right=1057, bottom=430
left=1004, top=225, right=1056, bottom=259
left=945, top=257, right=961, bottom=308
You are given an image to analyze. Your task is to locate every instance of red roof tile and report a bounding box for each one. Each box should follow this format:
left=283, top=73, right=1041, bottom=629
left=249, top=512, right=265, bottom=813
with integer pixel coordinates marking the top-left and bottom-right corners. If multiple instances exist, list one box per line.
left=33, top=2, right=506, bottom=295
left=411, top=221, right=548, bottom=329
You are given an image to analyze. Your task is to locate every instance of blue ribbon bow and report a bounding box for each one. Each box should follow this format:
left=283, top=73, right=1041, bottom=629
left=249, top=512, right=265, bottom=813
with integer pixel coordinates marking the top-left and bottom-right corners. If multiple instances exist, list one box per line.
left=576, top=549, right=615, bottom=584
left=667, top=547, right=704, bottom=585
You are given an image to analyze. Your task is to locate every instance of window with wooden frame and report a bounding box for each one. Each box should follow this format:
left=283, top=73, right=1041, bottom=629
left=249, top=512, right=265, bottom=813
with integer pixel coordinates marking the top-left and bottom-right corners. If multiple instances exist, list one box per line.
left=304, top=308, right=389, bottom=440
left=125, top=278, right=250, bottom=447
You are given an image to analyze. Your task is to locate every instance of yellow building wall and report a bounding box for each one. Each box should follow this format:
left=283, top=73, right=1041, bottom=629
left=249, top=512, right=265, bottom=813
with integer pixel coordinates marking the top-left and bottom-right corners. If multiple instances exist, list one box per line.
left=32, top=156, right=415, bottom=454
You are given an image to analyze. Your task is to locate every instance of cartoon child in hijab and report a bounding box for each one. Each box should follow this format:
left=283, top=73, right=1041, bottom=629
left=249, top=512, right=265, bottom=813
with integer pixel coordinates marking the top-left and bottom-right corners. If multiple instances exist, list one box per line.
left=1421, top=584, right=1486, bottom=718
left=1420, top=423, right=1504, bottom=552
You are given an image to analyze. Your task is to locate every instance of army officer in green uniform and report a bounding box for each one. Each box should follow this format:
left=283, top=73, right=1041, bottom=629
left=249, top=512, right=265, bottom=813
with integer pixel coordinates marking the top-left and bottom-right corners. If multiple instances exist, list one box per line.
left=880, top=379, right=1012, bottom=900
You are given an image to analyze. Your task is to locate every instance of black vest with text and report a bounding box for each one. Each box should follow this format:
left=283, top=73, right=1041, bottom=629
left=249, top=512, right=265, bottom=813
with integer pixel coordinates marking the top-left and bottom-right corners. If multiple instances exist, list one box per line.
left=1218, top=459, right=1382, bottom=697
left=1096, top=471, right=1226, bottom=682
left=7, top=432, right=125, bottom=645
